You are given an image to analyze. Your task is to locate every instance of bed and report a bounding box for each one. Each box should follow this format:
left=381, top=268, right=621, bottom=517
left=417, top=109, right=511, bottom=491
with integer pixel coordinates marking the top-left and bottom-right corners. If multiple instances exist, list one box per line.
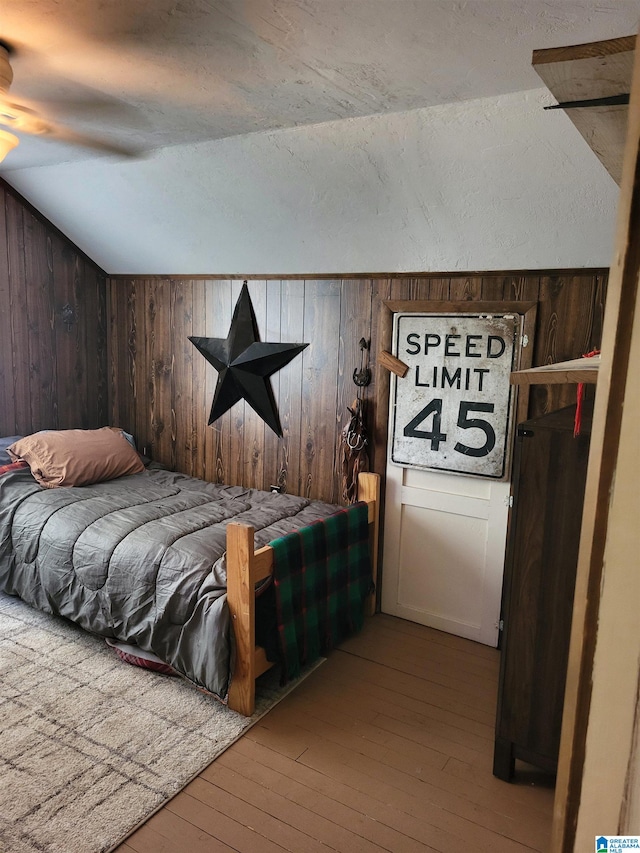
left=0, top=429, right=380, bottom=716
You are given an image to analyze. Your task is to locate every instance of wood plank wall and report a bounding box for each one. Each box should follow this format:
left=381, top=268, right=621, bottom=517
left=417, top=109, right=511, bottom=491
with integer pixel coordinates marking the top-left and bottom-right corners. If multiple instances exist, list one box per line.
left=107, top=272, right=607, bottom=504
left=0, top=181, right=108, bottom=436
left=0, top=177, right=608, bottom=507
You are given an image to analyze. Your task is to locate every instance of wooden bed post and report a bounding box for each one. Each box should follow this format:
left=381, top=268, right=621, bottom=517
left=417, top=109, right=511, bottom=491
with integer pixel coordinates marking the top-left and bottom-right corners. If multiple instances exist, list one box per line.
left=358, top=472, right=381, bottom=616
left=226, top=523, right=256, bottom=716
left=227, top=477, right=380, bottom=717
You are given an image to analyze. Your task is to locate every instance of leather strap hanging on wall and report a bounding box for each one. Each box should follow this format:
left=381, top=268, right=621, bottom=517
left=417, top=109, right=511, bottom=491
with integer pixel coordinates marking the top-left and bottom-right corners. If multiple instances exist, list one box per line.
left=341, top=338, right=371, bottom=504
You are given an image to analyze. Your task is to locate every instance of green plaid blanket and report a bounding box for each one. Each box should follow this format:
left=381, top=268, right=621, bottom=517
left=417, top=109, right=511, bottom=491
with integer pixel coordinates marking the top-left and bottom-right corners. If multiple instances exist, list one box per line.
left=270, top=501, right=373, bottom=681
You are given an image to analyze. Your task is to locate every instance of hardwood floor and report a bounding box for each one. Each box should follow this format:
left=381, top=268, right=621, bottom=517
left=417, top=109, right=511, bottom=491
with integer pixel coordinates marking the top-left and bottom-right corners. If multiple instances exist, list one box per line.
left=116, top=615, right=554, bottom=853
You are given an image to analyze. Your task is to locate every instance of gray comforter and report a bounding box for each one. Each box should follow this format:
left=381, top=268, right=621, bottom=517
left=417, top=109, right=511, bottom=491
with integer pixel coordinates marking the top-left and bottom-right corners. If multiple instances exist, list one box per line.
left=0, top=465, right=340, bottom=700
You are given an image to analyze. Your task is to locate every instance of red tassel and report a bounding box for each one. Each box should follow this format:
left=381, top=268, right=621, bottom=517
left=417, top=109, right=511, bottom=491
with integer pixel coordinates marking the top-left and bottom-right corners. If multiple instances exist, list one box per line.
left=574, top=349, right=600, bottom=437
left=574, top=383, right=584, bottom=437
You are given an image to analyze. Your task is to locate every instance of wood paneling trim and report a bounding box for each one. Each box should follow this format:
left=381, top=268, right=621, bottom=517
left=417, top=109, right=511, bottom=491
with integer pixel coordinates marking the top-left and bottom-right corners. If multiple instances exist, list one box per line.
left=382, top=300, right=536, bottom=314
left=107, top=268, right=608, bottom=281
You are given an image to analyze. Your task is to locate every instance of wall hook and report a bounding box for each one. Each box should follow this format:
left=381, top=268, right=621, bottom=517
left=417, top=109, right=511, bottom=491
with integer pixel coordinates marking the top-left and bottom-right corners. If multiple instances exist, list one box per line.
left=353, top=337, right=371, bottom=387
left=60, top=303, right=76, bottom=332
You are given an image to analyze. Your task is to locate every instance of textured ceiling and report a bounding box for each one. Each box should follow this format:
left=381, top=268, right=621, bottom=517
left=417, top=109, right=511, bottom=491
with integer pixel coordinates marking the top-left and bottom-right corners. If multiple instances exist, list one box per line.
left=2, top=0, right=639, bottom=170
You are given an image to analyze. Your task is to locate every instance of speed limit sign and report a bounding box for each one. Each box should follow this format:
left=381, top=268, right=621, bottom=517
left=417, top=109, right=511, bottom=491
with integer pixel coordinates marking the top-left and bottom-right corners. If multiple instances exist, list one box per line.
left=390, top=313, right=520, bottom=479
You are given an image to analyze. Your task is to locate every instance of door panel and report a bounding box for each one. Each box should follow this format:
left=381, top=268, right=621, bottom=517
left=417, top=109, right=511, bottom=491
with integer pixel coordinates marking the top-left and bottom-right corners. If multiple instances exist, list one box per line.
left=397, top=505, right=487, bottom=629
left=383, top=422, right=511, bottom=647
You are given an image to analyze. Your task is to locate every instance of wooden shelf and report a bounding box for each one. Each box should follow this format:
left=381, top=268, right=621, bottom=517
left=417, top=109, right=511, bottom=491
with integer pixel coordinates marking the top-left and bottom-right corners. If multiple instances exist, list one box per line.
left=533, top=35, right=635, bottom=186
left=511, top=355, right=599, bottom=385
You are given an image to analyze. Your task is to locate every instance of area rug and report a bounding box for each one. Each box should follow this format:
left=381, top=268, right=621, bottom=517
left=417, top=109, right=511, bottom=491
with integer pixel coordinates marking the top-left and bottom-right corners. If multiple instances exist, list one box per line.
left=0, top=591, right=318, bottom=853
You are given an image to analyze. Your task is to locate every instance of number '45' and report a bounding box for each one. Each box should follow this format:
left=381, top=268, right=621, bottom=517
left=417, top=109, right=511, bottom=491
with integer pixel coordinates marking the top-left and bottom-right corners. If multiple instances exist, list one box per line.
left=403, top=398, right=496, bottom=457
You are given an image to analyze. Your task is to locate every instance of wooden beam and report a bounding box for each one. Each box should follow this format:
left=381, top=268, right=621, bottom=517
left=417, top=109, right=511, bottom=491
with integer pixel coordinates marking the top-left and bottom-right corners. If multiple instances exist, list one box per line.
left=533, top=35, right=635, bottom=185
left=226, top=523, right=256, bottom=717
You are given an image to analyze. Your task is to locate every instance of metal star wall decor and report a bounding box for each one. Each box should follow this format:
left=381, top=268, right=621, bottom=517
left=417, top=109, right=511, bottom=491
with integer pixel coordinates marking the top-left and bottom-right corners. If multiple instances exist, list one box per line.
left=189, top=283, right=308, bottom=437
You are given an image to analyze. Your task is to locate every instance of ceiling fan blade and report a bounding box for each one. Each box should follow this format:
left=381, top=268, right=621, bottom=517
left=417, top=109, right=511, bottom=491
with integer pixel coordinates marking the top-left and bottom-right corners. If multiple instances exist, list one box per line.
left=0, top=42, right=13, bottom=93
left=40, top=124, right=144, bottom=157
left=0, top=39, right=145, bottom=160
left=0, top=106, right=142, bottom=157
left=29, top=94, right=150, bottom=129
left=0, top=100, right=51, bottom=133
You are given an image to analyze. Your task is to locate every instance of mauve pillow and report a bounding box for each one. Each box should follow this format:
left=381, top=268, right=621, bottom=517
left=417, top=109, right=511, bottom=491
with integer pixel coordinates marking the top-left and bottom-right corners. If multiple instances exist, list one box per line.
left=7, top=427, right=145, bottom=488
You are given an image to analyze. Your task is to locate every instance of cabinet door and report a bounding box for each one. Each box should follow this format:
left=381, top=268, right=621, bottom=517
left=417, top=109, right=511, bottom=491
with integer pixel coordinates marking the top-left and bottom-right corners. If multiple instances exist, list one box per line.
left=495, top=417, right=590, bottom=778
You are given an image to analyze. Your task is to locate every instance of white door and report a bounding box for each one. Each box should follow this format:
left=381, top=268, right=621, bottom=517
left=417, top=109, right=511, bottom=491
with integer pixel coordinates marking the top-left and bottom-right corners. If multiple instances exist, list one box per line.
left=381, top=462, right=510, bottom=646
left=381, top=311, right=523, bottom=647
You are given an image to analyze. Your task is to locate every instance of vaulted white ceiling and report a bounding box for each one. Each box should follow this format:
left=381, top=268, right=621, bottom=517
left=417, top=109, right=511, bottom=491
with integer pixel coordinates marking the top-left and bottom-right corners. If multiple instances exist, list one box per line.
left=2, top=1, right=638, bottom=273
left=2, top=0, right=639, bottom=170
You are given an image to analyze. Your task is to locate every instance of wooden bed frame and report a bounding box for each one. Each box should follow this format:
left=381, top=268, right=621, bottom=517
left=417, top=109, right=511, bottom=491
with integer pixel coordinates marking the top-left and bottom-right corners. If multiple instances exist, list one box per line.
left=225, top=472, right=381, bottom=715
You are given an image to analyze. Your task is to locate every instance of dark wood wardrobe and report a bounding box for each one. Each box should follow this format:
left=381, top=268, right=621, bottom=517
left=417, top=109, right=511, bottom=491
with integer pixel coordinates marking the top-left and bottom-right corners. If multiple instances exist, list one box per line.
left=493, top=402, right=592, bottom=780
